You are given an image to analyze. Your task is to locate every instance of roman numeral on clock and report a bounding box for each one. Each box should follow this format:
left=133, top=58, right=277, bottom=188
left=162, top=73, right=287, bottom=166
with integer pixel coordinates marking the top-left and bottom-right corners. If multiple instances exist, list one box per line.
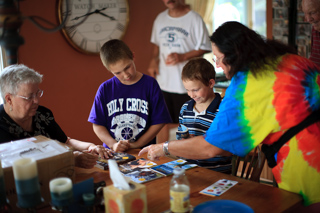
left=66, top=25, right=77, bottom=38
left=80, top=38, right=87, bottom=49
left=96, top=41, right=101, bottom=52
left=119, top=7, right=127, bottom=13
left=117, top=23, right=125, bottom=32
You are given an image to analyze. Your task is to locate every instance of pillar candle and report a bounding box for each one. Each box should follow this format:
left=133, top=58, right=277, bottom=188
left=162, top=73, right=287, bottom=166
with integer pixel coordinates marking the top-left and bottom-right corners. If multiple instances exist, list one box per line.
left=49, top=177, right=73, bottom=207
left=0, top=160, right=6, bottom=207
left=82, top=193, right=95, bottom=206
left=12, top=158, right=42, bottom=208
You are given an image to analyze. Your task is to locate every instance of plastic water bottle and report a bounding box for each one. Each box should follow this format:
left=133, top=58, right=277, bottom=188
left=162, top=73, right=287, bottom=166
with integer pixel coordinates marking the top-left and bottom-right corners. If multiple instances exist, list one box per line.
left=170, top=168, right=190, bottom=213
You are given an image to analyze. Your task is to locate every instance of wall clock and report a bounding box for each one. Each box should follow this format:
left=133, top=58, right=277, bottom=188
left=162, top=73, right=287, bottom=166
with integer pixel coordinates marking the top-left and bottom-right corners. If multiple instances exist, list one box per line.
left=58, top=0, right=129, bottom=54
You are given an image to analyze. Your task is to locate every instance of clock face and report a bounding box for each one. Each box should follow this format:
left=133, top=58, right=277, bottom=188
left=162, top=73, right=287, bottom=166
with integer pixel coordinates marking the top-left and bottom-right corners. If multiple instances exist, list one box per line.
left=58, top=0, right=129, bottom=54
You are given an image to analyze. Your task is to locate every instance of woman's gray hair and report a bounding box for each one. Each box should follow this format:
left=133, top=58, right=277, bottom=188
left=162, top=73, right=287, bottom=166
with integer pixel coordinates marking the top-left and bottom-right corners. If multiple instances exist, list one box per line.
left=0, top=64, right=43, bottom=103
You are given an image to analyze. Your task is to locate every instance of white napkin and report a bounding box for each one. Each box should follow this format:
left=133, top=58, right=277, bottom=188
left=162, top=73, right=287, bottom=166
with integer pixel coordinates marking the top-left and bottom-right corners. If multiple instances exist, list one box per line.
left=108, top=159, right=131, bottom=190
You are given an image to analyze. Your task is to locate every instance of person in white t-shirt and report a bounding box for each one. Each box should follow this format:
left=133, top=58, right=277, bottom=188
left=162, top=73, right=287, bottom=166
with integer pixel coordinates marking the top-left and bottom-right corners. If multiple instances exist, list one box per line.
left=148, top=0, right=212, bottom=143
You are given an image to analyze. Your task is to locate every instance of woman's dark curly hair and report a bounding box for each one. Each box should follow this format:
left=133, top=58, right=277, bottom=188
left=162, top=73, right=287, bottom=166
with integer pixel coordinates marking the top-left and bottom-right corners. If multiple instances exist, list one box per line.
left=210, top=21, right=297, bottom=78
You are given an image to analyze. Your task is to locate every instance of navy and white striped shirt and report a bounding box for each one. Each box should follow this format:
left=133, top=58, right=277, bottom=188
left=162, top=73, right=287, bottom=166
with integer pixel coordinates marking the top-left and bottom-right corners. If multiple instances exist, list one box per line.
left=179, top=93, right=221, bottom=136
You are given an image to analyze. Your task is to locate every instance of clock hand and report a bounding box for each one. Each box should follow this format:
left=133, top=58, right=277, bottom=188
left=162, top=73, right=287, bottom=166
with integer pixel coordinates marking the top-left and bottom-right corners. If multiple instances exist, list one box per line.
left=98, top=12, right=116, bottom=20
left=71, top=7, right=108, bottom=21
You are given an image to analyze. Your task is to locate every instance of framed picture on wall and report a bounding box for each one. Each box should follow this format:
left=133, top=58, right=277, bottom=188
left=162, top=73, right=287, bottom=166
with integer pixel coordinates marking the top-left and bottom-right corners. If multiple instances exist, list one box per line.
left=297, top=12, right=306, bottom=23
left=298, top=45, right=308, bottom=58
left=296, top=37, right=308, bottom=46
left=273, top=28, right=283, bottom=37
left=296, top=24, right=311, bottom=37
left=273, top=19, right=284, bottom=28
left=274, top=36, right=288, bottom=44
left=273, top=0, right=290, bottom=7
left=274, top=8, right=288, bottom=19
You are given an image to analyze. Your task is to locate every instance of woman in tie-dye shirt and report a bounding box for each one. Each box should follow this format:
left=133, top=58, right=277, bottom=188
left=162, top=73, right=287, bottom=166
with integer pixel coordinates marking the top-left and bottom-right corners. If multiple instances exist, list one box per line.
left=140, top=21, right=320, bottom=208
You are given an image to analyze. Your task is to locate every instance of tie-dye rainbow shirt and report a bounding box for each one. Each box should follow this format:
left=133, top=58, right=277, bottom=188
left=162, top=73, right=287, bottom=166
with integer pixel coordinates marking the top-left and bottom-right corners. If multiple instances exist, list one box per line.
left=205, top=54, right=320, bottom=206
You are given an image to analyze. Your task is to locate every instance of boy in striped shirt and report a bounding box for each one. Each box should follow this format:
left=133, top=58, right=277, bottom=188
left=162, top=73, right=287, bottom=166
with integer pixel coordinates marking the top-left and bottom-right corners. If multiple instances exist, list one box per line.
left=178, top=57, right=232, bottom=174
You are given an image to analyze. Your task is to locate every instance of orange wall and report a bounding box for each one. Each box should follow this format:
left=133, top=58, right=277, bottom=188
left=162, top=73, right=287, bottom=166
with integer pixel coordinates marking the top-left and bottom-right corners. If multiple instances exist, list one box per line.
left=18, top=0, right=166, bottom=143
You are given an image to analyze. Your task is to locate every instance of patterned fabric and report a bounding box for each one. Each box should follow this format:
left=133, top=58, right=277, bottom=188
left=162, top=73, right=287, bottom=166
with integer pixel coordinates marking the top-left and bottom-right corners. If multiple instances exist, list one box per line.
left=205, top=54, right=320, bottom=205
left=88, top=74, right=172, bottom=148
left=310, top=27, right=320, bottom=67
left=0, top=105, right=67, bottom=143
left=179, top=93, right=232, bottom=174
left=179, top=93, right=221, bottom=137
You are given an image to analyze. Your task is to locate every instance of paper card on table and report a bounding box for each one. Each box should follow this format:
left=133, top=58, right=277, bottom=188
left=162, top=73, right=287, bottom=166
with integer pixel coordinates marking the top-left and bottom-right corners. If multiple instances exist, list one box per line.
left=199, top=179, right=238, bottom=197
left=150, top=159, right=197, bottom=176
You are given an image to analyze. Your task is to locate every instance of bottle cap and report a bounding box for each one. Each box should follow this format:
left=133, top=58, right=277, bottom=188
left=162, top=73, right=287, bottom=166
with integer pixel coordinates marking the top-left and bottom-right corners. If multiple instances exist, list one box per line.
left=173, top=168, right=185, bottom=175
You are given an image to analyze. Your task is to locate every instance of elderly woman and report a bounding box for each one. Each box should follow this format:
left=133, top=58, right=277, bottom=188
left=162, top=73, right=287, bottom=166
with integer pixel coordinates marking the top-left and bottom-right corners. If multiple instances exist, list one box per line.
left=0, top=64, right=113, bottom=169
left=140, top=21, right=320, bottom=209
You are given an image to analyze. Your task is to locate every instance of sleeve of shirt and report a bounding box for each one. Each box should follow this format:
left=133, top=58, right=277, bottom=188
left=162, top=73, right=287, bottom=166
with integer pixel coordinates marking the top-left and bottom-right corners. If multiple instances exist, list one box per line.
left=41, top=107, right=68, bottom=143
left=88, top=83, right=108, bottom=126
left=179, top=106, right=184, bottom=125
left=190, top=12, right=212, bottom=51
left=204, top=74, right=273, bottom=157
left=150, top=13, right=161, bottom=45
left=179, top=102, right=188, bottom=125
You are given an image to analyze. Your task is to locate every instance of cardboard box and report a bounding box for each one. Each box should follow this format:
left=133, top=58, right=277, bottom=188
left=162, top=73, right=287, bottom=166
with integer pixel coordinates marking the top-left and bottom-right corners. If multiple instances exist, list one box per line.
left=104, top=181, right=147, bottom=213
left=0, top=136, right=74, bottom=210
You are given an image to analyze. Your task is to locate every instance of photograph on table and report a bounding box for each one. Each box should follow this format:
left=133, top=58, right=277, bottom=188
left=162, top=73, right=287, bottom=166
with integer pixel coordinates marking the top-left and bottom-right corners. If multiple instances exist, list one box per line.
left=151, top=159, right=197, bottom=176
left=123, top=168, right=165, bottom=183
left=296, top=24, right=311, bottom=37
left=119, top=158, right=157, bottom=174
left=95, top=152, right=136, bottom=170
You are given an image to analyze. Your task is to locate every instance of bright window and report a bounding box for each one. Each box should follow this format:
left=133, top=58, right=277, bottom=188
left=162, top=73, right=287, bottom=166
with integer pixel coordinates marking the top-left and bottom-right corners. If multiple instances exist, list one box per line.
left=205, top=0, right=266, bottom=74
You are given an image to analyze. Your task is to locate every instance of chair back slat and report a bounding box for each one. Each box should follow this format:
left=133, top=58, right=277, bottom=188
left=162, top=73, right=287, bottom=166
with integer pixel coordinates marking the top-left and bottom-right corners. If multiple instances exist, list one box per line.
left=232, top=146, right=266, bottom=182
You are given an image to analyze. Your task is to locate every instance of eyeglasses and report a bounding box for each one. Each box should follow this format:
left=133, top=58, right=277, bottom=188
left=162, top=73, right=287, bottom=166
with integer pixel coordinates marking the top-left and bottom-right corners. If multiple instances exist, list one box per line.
left=16, top=89, right=44, bottom=101
left=213, top=55, right=224, bottom=65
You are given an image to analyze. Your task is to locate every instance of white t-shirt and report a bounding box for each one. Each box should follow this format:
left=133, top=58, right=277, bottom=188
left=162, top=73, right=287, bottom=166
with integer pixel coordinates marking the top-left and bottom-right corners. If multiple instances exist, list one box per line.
left=150, top=9, right=212, bottom=94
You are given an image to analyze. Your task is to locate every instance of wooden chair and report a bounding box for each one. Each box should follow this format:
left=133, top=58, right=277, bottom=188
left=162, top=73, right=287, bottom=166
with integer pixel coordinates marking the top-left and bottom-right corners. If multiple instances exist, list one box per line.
left=231, top=146, right=266, bottom=182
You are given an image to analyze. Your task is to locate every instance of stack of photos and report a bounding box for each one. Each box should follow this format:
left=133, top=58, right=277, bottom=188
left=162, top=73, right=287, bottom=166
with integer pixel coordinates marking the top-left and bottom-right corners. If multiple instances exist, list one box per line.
left=119, top=158, right=165, bottom=183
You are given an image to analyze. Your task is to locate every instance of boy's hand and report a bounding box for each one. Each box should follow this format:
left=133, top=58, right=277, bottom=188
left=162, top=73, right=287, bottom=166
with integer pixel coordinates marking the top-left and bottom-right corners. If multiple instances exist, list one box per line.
left=112, top=140, right=130, bottom=152
left=88, top=144, right=114, bottom=159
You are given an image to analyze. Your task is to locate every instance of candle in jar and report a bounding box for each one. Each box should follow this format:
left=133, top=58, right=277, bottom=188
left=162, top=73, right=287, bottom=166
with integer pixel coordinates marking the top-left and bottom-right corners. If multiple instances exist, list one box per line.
left=12, top=158, right=42, bottom=208
left=0, top=160, right=6, bottom=207
left=49, top=177, right=73, bottom=207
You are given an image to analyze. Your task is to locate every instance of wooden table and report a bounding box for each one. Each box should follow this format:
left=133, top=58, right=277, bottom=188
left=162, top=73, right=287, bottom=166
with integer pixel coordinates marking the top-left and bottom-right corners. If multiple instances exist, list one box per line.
left=74, top=149, right=303, bottom=213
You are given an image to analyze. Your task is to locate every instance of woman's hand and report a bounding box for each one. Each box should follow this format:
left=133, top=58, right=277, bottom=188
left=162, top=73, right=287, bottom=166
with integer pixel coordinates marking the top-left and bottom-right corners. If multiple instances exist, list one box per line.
left=89, top=144, right=114, bottom=159
left=112, top=140, right=130, bottom=152
left=73, top=151, right=98, bottom=169
left=138, top=144, right=164, bottom=161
